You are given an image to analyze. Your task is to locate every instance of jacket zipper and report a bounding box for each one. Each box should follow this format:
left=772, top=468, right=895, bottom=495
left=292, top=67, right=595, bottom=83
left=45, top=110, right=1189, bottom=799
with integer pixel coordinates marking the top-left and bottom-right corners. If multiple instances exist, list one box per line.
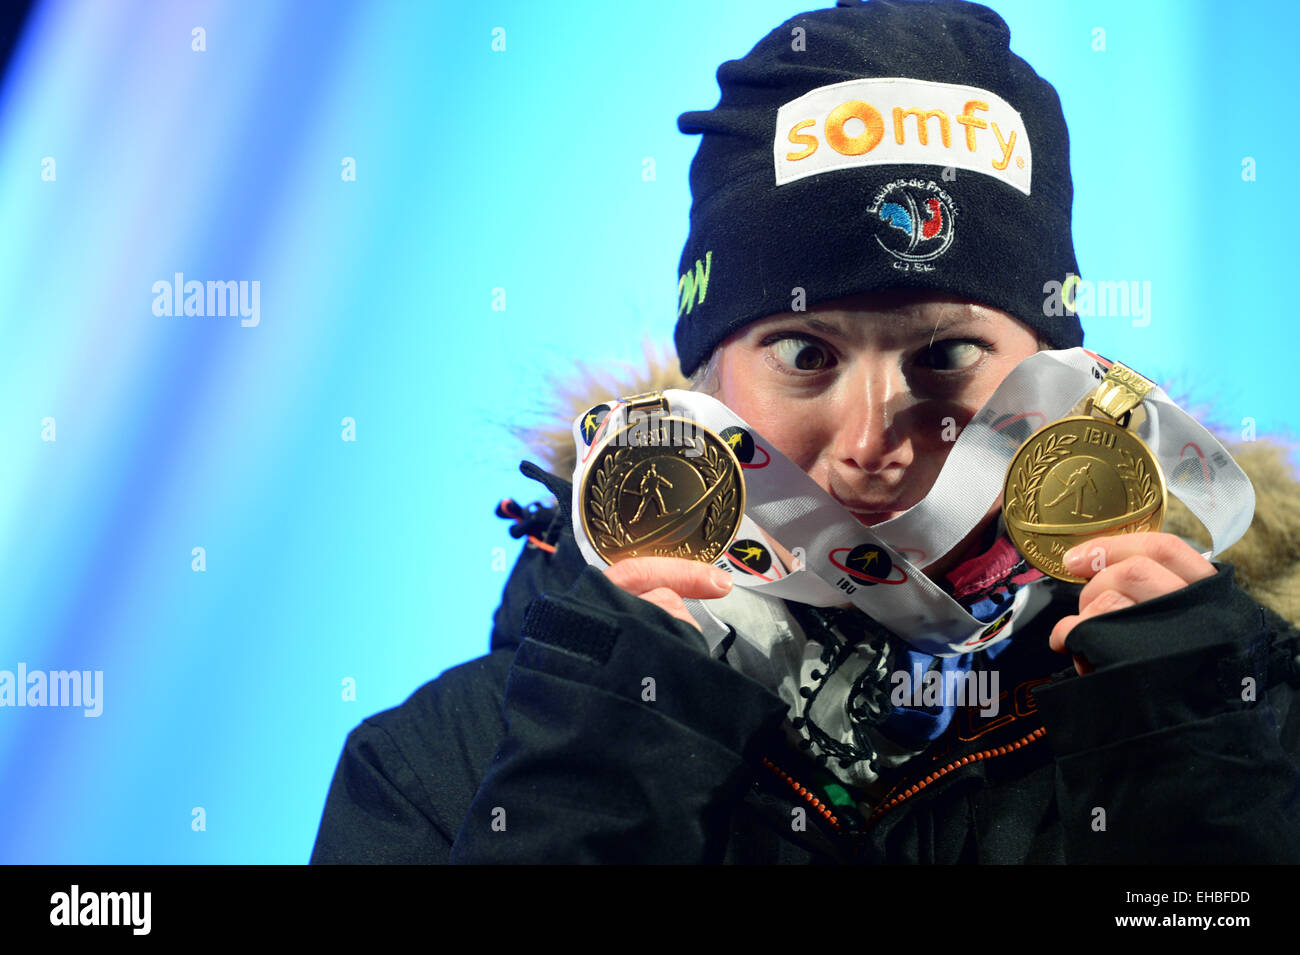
left=760, top=724, right=1048, bottom=843
left=865, top=725, right=1047, bottom=827
left=760, top=756, right=846, bottom=833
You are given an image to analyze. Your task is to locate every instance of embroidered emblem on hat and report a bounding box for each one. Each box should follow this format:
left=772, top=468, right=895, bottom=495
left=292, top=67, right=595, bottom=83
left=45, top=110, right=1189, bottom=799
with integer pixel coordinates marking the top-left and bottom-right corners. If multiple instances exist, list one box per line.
left=719, top=426, right=771, bottom=468
left=870, top=178, right=956, bottom=269
left=676, top=250, right=713, bottom=319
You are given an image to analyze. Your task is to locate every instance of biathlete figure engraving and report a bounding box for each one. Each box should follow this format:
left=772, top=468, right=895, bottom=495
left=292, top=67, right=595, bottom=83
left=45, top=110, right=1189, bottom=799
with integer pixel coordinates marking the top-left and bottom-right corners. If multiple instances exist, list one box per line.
left=628, top=463, right=677, bottom=524
left=1044, top=462, right=1099, bottom=519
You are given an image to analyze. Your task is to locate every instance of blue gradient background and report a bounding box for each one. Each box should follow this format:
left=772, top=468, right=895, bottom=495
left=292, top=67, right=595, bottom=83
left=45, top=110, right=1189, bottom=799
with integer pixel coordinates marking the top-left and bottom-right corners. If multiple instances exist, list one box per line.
left=0, top=0, right=1294, bottom=863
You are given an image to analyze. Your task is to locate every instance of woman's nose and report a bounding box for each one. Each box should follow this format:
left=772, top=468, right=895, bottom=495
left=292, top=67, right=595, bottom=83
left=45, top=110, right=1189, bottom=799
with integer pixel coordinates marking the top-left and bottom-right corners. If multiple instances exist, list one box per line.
left=833, top=362, right=914, bottom=475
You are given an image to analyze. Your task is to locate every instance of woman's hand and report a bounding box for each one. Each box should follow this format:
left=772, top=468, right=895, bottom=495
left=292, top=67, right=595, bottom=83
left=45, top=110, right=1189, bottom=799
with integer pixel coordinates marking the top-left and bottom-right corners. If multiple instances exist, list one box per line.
left=1049, top=532, right=1218, bottom=674
left=603, top=556, right=733, bottom=632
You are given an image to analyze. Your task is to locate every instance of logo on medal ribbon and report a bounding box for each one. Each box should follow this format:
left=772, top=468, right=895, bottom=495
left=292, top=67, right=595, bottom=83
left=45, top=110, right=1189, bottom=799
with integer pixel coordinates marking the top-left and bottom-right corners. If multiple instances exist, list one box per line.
left=991, top=411, right=1047, bottom=456
left=727, top=538, right=781, bottom=580
left=828, top=543, right=909, bottom=585
left=719, top=426, right=771, bottom=468
left=580, top=404, right=612, bottom=446
left=961, top=608, right=1014, bottom=650
left=1173, top=442, right=1210, bottom=489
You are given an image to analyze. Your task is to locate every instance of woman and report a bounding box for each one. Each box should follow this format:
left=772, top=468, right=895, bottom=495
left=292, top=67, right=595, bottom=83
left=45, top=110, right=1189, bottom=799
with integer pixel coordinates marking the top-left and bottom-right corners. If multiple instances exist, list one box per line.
left=311, top=0, right=1300, bottom=864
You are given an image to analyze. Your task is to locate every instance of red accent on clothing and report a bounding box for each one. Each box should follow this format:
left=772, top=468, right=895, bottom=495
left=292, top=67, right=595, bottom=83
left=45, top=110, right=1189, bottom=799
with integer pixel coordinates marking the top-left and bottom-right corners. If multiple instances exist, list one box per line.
left=943, top=534, right=1044, bottom=600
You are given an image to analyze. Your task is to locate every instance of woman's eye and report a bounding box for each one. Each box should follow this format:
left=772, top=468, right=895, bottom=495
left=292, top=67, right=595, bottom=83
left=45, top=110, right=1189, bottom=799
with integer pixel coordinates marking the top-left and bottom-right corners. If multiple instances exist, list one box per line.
left=917, top=340, right=987, bottom=371
left=769, top=336, right=834, bottom=371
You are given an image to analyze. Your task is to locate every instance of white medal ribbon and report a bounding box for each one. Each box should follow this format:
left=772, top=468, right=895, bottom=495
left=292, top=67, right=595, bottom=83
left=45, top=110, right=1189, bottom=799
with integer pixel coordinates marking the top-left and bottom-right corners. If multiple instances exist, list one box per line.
left=569, top=348, right=1255, bottom=657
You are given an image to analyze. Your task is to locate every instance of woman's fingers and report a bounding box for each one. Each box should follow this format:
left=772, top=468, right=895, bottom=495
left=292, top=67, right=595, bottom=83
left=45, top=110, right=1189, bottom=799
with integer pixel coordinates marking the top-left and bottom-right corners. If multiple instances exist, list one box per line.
left=1074, top=555, right=1189, bottom=618
left=1049, top=533, right=1220, bottom=664
left=604, top=557, right=733, bottom=599
left=638, top=587, right=705, bottom=632
left=1063, top=533, right=1215, bottom=589
left=603, top=556, right=733, bottom=633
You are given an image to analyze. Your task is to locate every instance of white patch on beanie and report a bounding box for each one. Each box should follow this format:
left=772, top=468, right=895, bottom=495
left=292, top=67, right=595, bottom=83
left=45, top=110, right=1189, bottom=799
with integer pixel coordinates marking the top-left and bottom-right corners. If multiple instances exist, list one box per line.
left=774, top=77, right=1032, bottom=195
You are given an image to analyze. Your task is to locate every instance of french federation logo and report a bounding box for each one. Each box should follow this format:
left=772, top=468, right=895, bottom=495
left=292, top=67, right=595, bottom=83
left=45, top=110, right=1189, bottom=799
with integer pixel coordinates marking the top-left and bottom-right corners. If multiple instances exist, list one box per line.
left=871, top=179, right=956, bottom=265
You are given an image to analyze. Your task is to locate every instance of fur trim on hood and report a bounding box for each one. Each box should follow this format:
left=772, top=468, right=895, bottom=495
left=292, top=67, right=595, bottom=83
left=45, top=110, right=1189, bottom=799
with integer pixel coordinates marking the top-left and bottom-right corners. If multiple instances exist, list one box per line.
left=509, top=341, right=1300, bottom=626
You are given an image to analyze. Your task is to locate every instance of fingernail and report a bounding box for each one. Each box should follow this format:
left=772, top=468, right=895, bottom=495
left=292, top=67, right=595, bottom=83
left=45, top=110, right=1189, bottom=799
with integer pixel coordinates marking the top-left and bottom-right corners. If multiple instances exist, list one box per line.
left=1063, top=545, right=1085, bottom=568
left=711, top=568, right=733, bottom=590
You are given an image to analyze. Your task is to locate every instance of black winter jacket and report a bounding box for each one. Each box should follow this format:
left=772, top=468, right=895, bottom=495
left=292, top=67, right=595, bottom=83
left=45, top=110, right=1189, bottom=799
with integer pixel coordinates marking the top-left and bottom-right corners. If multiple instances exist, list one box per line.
left=310, top=462, right=1300, bottom=864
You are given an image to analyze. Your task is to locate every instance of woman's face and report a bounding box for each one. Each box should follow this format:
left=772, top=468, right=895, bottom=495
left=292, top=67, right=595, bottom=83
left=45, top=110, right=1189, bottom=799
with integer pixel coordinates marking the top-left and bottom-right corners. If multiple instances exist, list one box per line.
left=715, top=290, right=1041, bottom=572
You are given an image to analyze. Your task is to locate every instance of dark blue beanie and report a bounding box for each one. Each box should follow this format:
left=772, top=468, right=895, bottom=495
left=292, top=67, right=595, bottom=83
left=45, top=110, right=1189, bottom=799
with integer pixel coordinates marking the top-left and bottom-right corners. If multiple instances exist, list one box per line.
left=673, top=0, right=1083, bottom=377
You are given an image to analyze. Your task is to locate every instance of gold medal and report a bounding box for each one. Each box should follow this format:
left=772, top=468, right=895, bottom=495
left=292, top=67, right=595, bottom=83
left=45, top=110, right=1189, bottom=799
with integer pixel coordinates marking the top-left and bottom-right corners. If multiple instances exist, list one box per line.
left=1003, top=363, right=1167, bottom=583
left=580, top=391, right=745, bottom=565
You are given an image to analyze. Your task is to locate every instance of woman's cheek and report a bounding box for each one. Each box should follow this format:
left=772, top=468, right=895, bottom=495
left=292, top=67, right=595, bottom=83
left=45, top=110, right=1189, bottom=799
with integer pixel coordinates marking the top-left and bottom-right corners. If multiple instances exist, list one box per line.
left=905, top=402, right=956, bottom=446
left=726, top=387, right=814, bottom=456
left=756, top=418, right=822, bottom=473
left=909, top=402, right=975, bottom=474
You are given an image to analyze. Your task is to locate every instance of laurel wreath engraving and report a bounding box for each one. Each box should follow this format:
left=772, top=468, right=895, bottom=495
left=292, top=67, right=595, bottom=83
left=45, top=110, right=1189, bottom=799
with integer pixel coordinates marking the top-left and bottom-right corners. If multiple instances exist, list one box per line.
left=1011, top=432, right=1078, bottom=524
left=694, top=437, right=736, bottom=544
left=588, top=447, right=630, bottom=551
left=1115, top=447, right=1157, bottom=529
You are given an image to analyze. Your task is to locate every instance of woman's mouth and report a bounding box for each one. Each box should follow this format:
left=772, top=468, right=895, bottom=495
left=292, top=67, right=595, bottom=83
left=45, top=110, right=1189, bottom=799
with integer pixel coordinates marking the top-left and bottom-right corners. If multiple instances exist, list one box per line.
left=845, top=509, right=901, bottom=527
left=827, top=487, right=909, bottom=524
